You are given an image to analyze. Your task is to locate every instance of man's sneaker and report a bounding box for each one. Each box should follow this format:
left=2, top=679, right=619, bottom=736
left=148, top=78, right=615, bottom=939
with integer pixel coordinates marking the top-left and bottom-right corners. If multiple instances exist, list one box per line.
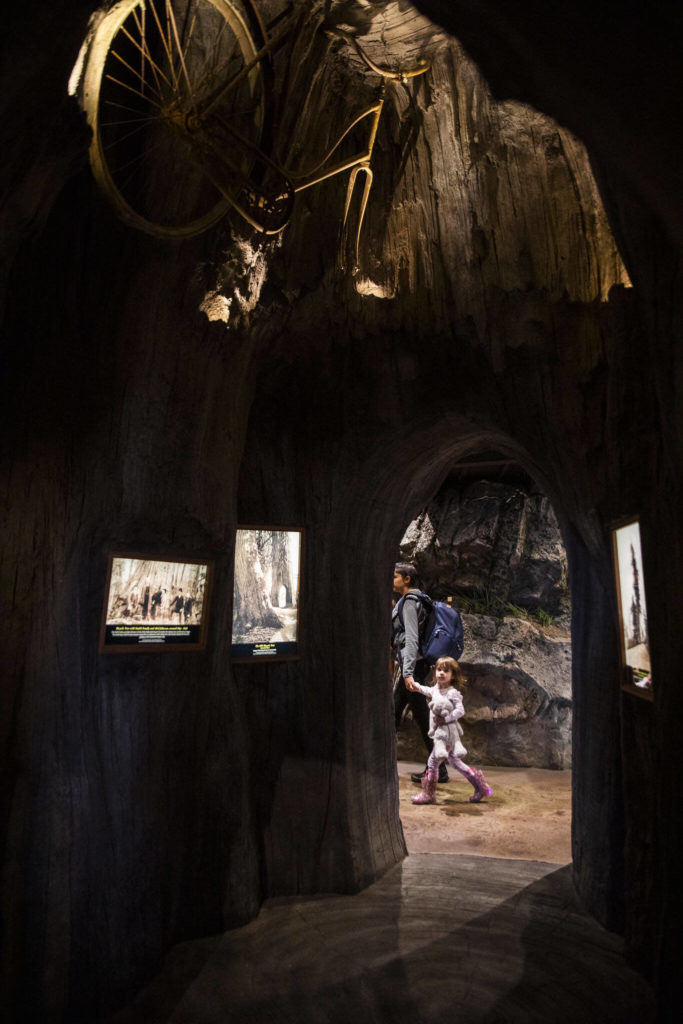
left=410, top=764, right=449, bottom=784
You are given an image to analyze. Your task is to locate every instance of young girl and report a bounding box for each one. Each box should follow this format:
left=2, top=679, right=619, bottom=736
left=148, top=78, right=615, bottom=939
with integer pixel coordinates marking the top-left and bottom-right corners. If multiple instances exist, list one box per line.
left=406, top=656, right=493, bottom=805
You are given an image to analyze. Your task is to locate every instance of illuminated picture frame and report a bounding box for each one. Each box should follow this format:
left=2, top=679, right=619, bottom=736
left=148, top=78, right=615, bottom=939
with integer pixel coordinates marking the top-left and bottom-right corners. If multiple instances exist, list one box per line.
left=99, top=552, right=213, bottom=652
left=611, top=517, right=652, bottom=698
left=231, top=527, right=303, bottom=662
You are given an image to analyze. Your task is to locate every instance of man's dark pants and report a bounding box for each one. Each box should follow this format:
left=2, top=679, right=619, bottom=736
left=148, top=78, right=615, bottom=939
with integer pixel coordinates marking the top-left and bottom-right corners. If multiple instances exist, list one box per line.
left=394, top=658, right=432, bottom=755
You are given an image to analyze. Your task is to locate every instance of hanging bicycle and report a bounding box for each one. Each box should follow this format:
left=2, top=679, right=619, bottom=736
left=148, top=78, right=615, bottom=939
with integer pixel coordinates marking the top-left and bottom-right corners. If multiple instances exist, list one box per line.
left=76, top=0, right=430, bottom=267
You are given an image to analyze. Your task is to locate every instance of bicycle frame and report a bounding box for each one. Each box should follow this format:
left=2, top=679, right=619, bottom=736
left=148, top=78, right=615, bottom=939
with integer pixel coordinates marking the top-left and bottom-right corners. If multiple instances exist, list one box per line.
left=287, top=93, right=384, bottom=274
left=192, top=1, right=429, bottom=271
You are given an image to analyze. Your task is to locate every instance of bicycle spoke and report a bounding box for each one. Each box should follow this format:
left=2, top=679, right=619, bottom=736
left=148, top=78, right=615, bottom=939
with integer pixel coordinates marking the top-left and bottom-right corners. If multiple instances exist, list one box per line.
left=100, top=113, right=161, bottom=127
left=122, top=20, right=172, bottom=93
left=105, top=72, right=166, bottom=107
left=166, top=0, right=197, bottom=111
left=134, top=3, right=155, bottom=100
left=116, top=135, right=219, bottom=221
left=110, top=48, right=164, bottom=104
left=104, top=126, right=174, bottom=177
left=101, top=119, right=156, bottom=148
left=191, top=48, right=246, bottom=108
left=164, top=2, right=180, bottom=94
left=185, top=27, right=236, bottom=96
left=140, top=3, right=147, bottom=96
left=209, top=11, right=232, bottom=72
left=148, top=0, right=180, bottom=95
left=179, top=2, right=198, bottom=63
left=214, top=99, right=263, bottom=127
left=172, top=0, right=199, bottom=75
left=190, top=14, right=235, bottom=96
left=103, top=97, right=164, bottom=118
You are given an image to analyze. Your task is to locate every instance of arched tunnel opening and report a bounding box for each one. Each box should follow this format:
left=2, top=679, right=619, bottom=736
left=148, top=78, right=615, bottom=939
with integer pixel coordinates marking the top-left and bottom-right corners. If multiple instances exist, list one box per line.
left=310, top=404, right=627, bottom=913
left=390, top=450, right=573, bottom=863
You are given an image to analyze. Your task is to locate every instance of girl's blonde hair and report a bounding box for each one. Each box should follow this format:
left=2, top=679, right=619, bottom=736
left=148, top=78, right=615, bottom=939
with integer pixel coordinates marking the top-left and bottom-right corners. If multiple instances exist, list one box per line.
left=435, top=656, right=465, bottom=687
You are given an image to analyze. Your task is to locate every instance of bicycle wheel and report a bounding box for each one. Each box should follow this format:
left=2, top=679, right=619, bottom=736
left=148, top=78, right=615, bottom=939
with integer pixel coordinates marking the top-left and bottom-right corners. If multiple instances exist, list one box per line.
left=82, top=0, right=266, bottom=238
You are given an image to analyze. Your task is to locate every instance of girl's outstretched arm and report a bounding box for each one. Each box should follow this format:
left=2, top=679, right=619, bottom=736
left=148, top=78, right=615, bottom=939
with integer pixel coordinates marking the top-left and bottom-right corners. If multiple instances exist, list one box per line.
left=405, top=679, right=432, bottom=698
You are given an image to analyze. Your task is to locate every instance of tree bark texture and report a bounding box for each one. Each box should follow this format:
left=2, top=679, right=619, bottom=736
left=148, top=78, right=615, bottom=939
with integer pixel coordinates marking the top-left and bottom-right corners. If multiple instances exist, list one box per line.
left=269, top=532, right=293, bottom=607
left=232, top=530, right=284, bottom=635
left=1, top=1, right=682, bottom=1020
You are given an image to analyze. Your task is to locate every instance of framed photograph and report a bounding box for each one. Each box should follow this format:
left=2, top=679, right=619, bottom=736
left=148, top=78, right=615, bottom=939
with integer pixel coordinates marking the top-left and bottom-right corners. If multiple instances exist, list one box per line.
left=231, top=527, right=303, bottom=662
left=611, top=517, right=652, bottom=696
left=99, top=553, right=213, bottom=652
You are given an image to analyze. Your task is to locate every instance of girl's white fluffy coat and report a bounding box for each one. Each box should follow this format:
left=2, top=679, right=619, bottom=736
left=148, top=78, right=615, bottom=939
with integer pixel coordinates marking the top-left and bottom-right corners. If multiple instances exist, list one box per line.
left=414, top=682, right=467, bottom=759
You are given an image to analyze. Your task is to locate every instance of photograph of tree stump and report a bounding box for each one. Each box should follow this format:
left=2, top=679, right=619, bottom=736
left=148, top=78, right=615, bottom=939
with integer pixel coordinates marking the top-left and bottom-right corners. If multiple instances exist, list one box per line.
left=231, top=528, right=301, bottom=661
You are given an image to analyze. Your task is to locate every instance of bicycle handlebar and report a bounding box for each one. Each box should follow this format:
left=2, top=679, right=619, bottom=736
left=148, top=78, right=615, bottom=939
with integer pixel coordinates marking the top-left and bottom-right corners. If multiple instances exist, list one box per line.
left=326, top=27, right=431, bottom=81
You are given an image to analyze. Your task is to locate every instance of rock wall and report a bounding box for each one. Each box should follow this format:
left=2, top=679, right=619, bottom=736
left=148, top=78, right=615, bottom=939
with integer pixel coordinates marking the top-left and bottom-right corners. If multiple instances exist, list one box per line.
left=460, top=614, right=572, bottom=768
left=400, top=478, right=571, bottom=617
left=397, top=478, right=572, bottom=768
left=397, top=612, right=573, bottom=769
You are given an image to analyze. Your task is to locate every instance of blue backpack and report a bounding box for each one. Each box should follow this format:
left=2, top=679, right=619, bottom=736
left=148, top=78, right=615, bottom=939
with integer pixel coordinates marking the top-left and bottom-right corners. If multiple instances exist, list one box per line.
left=395, top=591, right=464, bottom=665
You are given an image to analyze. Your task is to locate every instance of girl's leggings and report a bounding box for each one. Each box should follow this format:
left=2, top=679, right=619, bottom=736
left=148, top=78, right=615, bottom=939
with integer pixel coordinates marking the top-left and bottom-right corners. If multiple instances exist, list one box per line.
left=427, top=750, right=477, bottom=782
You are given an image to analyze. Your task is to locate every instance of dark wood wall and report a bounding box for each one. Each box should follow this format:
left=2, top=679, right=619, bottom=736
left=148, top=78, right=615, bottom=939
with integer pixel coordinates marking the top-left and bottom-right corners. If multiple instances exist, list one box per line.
left=1, top=1, right=681, bottom=1020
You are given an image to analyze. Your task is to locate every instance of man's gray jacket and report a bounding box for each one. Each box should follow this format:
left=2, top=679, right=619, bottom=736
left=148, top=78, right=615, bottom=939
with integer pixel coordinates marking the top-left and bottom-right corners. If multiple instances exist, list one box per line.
left=391, top=589, right=428, bottom=678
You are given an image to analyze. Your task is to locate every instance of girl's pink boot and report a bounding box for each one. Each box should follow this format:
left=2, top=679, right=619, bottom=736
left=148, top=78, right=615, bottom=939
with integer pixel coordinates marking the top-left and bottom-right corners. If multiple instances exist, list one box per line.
left=412, top=770, right=438, bottom=804
left=469, top=768, right=493, bottom=803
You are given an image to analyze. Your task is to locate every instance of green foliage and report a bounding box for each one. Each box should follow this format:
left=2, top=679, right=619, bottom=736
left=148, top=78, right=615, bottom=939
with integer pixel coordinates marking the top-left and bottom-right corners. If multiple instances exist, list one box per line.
left=534, top=607, right=555, bottom=627
left=506, top=603, right=531, bottom=621
left=450, top=587, right=554, bottom=626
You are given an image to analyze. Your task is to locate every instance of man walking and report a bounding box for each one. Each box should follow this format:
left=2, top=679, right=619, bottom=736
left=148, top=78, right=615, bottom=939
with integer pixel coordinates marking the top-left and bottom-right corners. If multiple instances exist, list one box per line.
left=392, top=563, right=448, bottom=783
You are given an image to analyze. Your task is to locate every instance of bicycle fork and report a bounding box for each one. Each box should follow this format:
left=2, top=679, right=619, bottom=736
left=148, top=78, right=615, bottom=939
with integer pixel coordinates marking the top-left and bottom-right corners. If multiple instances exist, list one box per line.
left=336, top=94, right=383, bottom=276
left=337, top=161, right=374, bottom=276
left=288, top=93, right=384, bottom=277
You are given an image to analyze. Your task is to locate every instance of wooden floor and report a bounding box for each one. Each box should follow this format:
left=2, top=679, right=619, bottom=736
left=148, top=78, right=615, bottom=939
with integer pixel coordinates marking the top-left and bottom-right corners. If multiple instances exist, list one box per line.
left=109, top=769, right=655, bottom=1024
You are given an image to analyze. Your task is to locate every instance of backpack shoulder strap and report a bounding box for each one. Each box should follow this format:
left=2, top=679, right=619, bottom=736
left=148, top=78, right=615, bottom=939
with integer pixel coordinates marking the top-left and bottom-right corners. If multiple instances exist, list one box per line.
left=395, top=590, right=422, bottom=625
left=399, top=590, right=433, bottom=632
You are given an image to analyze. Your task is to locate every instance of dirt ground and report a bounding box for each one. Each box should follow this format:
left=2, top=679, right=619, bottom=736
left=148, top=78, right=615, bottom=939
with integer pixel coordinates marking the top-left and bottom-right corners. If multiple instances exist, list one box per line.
left=398, top=760, right=572, bottom=864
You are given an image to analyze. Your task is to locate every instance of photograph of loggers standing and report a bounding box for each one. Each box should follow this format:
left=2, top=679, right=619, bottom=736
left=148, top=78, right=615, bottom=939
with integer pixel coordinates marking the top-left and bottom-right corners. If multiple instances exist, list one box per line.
left=101, top=554, right=211, bottom=650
